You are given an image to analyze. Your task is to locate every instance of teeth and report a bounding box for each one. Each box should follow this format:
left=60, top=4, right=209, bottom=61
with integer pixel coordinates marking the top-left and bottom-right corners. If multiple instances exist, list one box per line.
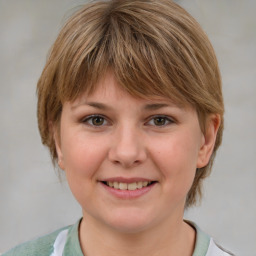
left=137, top=181, right=143, bottom=189
left=113, top=182, right=119, bottom=189
left=106, top=181, right=152, bottom=190
left=142, top=181, right=148, bottom=187
left=119, top=183, right=128, bottom=190
left=128, top=182, right=137, bottom=190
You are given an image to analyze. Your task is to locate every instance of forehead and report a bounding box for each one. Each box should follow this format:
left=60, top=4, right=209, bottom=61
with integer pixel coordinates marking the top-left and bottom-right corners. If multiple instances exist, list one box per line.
left=70, top=71, right=188, bottom=109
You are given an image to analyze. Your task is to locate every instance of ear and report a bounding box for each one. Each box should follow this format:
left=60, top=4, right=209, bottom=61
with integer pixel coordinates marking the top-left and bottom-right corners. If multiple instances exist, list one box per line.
left=51, top=123, right=65, bottom=170
left=197, top=114, right=221, bottom=168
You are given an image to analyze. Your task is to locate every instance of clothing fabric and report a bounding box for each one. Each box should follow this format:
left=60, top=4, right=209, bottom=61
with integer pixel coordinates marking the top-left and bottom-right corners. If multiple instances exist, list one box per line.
left=2, top=219, right=233, bottom=256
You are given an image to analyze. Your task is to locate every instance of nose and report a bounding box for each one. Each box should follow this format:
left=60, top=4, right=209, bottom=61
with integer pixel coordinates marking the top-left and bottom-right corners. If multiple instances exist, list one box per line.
left=108, top=125, right=147, bottom=168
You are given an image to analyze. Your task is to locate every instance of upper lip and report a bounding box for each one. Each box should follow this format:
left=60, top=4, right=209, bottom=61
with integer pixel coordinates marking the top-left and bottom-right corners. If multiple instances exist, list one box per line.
left=99, top=177, right=156, bottom=183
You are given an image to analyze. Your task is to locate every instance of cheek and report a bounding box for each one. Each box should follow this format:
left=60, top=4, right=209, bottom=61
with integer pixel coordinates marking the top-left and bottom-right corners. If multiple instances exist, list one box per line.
left=150, top=132, right=200, bottom=194
left=61, top=132, right=108, bottom=179
left=60, top=133, right=109, bottom=207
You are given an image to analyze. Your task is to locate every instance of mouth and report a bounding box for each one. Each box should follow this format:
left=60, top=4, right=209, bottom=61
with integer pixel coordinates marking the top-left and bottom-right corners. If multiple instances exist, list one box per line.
left=101, top=181, right=157, bottom=191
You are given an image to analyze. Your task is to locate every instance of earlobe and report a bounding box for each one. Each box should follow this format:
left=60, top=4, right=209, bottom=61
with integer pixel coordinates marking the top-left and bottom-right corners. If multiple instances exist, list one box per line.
left=197, top=114, right=221, bottom=168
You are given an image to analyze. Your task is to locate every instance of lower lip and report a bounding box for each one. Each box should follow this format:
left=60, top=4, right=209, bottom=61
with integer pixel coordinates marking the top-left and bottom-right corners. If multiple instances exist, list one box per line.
left=100, top=182, right=156, bottom=199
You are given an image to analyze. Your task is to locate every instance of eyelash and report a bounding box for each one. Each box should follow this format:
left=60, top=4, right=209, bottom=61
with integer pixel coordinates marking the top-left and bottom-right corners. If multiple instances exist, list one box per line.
left=82, top=115, right=109, bottom=127
left=81, top=115, right=175, bottom=127
left=146, top=115, right=174, bottom=127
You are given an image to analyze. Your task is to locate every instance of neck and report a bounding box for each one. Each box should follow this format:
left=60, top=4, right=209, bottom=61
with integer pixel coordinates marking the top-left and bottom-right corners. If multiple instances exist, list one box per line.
left=79, top=214, right=196, bottom=256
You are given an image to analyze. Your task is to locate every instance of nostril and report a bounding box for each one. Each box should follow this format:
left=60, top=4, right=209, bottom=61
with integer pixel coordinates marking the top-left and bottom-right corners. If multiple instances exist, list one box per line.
left=108, top=144, right=147, bottom=168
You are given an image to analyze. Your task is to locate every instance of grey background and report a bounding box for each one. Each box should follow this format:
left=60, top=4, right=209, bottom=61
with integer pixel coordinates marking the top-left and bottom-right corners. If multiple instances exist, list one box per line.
left=0, top=0, right=255, bottom=255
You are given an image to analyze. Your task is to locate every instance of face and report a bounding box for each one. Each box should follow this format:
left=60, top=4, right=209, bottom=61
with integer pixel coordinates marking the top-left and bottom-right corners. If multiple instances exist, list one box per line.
left=55, top=72, right=217, bottom=234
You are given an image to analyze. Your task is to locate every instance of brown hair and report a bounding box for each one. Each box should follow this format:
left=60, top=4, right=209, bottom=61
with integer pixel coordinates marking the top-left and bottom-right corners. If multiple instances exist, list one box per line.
left=37, top=0, right=224, bottom=207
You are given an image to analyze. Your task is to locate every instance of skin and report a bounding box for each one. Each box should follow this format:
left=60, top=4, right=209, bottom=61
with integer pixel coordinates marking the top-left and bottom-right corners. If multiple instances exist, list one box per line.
left=54, top=72, right=220, bottom=256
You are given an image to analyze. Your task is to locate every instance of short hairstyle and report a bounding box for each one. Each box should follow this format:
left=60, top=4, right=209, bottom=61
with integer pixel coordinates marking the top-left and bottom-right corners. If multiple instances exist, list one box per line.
left=37, top=0, right=224, bottom=207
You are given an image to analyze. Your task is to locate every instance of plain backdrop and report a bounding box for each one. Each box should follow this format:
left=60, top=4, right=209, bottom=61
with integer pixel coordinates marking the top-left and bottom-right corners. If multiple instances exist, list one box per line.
left=0, top=0, right=255, bottom=255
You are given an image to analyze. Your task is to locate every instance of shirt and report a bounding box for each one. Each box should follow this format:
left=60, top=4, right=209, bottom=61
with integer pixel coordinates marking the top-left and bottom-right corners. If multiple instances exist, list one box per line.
left=2, top=219, right=233, bottom=256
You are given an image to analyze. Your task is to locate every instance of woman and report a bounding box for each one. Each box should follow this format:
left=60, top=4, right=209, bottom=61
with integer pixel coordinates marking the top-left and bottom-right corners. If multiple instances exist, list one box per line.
left=4, top=0, right=233, bottom=255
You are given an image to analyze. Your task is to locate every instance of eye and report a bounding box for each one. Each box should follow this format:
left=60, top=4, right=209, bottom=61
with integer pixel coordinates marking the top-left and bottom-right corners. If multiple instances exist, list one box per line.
left=147, top=116, right=174, bottom=126
left=82, top=115, right=107, bottom=126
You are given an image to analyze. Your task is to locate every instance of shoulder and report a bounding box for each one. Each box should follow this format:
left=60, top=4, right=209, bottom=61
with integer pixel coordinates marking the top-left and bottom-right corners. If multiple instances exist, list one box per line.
left=2, top=226, right=71, bottom=256
left=185, top=220, right=235, bottom=256
left=208, top=239, right=235, bottom=256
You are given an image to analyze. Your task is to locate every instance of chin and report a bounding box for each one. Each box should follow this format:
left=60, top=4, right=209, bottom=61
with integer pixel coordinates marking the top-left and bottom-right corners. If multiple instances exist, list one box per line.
left=101, top=209, right=155, bottom=234
left=109, top=221, right=151, bottom=234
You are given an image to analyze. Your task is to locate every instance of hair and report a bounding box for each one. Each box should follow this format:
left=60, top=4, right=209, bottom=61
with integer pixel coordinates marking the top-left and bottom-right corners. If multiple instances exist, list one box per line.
left=37, top=0, right=224, bottom=207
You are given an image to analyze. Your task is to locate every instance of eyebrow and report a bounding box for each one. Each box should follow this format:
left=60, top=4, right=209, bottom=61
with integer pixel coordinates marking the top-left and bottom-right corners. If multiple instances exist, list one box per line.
left=143, top=103, right=170, bottom=110
left=72, top=102, right=174, bottom=111
left=72, top=102, right=112, bottom=110
left=87, top=102, right=111, bottom=110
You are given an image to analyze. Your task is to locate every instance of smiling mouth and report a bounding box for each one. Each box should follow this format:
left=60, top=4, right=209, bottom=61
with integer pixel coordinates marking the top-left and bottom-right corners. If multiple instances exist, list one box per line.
left=101, top=181, right=156, bottom=191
